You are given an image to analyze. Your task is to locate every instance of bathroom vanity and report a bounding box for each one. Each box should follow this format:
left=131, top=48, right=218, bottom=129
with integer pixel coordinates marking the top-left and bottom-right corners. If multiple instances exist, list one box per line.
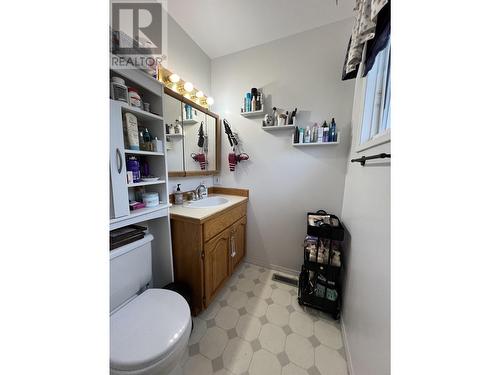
left=169, top=188, right=248, bottom=315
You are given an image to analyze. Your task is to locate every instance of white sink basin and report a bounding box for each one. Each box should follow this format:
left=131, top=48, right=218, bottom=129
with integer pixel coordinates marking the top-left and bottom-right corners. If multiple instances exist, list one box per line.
left=186, top=196, right=229, bottom=208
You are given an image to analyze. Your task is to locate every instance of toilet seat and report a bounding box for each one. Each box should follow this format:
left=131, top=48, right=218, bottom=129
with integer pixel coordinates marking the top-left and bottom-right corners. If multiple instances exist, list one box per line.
left=110, top=289, right=191, bottom=373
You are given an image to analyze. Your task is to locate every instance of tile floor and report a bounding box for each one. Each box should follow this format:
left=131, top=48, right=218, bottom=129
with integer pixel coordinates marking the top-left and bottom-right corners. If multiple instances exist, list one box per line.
left=171, top=262, right=348, bottom=375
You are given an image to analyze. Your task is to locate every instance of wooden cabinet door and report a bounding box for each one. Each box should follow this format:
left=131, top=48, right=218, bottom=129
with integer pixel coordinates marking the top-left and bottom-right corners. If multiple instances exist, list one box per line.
left=231, top=216, right=246, bottom=272
left=204, top=228, right=231, bottom=306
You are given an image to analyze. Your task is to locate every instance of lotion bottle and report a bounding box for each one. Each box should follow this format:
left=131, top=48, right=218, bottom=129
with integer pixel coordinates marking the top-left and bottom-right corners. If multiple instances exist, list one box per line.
left=174, top=184, right=183, bottom=205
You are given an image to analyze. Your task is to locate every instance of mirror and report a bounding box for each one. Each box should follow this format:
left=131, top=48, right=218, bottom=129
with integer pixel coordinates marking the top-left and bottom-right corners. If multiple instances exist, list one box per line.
left=183, top=112, right=217, bottom=174
left=164, top=90, right=220, bottom=177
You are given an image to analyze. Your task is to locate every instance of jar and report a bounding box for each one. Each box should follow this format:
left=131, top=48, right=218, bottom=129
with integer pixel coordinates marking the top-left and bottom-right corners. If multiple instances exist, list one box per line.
left=142, top=192, right=159, bottom=207
left=128, top=88, right=142, bottom=108
left=110, top=77, right=129, bottom=103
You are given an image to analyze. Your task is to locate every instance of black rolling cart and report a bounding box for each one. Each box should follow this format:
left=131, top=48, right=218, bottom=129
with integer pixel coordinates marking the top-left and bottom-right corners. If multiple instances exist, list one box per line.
left=298, top=210, right=344, bottom=320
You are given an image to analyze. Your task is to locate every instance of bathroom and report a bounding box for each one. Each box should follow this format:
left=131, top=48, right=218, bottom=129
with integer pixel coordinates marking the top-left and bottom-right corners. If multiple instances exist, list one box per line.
left=4, top=1, right=498, bottom=375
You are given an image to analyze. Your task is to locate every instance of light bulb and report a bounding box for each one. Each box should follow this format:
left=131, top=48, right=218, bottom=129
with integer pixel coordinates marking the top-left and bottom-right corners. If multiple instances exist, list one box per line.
left=196, top=90, right=204, bottom=98
left=207, top=97, right=214, bottom=106
left=183, top=82, right=193, bottom=93
left=183, top=93, right=191, bottom=99
left=168, top=73, right=180, bottom=83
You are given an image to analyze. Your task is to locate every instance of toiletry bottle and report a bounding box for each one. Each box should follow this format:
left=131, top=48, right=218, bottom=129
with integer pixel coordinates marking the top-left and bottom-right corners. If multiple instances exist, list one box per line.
left=331, top=117, right=337, bottom=142
left=174, top=184, right=183, bottom=205
left=256, top=92, right=262, bottom=110
left=313, top=123, right=318, bottom=143
left=272, top=107, right=278, bottom=126
left=322, top=121, right=329, bottom=142
left=318, top=125, right=324, bottom=143
left=143, top=128, right=152, bottom=151
left=251, top=95, right=256, bottom=112
left=246, top=93, right=252, bottom=112
left=305, top=126, right=311, bottom=143
left=175, top=119, right=182, bottom=134
left=299, top=128, right=304, bottom=143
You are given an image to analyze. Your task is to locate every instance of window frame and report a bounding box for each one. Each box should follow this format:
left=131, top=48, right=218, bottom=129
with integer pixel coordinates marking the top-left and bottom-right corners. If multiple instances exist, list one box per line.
left=355, top=41, right=391, bottom=153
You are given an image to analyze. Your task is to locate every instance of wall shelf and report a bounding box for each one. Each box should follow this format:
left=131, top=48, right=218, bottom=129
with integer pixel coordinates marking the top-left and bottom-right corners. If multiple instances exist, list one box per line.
left=262, top=124, right=296, bottom=131
left=241, top=109, right=265, bottom=118
left=293, top=141, right=339, bottom=147
left=165, top=133, right=184, bottom=138
left=124, top=149, right=164, bottom=156
left=182, top=119, right=198, bottom=125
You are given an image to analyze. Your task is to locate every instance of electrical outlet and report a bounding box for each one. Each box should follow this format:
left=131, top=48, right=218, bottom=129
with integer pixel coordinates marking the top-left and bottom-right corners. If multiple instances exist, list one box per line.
left=214, top=175, right=222, bottom=185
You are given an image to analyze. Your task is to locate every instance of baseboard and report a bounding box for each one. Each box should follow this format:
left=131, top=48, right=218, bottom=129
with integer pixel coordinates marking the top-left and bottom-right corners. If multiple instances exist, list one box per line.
left=340, top=316, right=355, bottom=375
left=244, top=256, right=300, bottom=277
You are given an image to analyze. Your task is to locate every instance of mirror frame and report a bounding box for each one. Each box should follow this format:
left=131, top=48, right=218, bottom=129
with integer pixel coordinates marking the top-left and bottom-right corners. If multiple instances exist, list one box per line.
left=164, top=86, right=221, bottom=177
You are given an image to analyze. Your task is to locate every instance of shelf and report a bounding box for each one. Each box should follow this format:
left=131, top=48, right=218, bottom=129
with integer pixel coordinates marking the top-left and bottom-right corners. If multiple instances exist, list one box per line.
left=165, top=133, right=184, bottom=138
left=262, top=124, right=296, bottom=131
left=293, top=141, right=339, bottom=147
left=182, top=119, right=198, bottom=125
left=127, top=179, right=166, bottom=188
left=124, top=149, right=164, bottom=156
left=111, top=99, right=164, bottom=122
left=241, top=109, right=265, bottom=118
left=109, top=203, right=170, bottom=230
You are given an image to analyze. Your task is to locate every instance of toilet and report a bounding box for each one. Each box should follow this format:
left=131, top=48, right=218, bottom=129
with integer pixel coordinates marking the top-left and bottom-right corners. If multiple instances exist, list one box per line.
left=110, top=234, right=191, bottom=375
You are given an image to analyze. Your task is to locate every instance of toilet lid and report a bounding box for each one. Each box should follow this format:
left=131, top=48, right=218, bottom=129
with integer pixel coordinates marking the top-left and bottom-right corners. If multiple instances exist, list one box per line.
left=110, top=289, right=191, bottom=372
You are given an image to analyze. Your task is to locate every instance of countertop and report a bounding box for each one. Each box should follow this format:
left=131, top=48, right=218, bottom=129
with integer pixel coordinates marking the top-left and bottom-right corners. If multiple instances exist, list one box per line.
left=169, top=194, right=248, bottom=222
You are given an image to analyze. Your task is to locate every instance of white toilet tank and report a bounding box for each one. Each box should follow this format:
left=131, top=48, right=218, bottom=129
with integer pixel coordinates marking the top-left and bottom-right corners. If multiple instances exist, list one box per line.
left=110, top=234, right=154, bottom=312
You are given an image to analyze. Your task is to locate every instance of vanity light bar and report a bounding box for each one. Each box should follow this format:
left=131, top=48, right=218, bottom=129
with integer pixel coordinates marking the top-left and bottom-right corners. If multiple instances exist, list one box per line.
left=158, top=66, right=213, bottom=108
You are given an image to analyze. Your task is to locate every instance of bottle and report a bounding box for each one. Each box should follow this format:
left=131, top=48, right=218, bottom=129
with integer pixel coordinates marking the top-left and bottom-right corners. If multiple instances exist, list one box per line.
left=174, top=119, right=182, bottom=134
left=174, top=184, right=183, bottom=205
left=299, top=128, right=305, bottom=143
left=305, top=126, right=311, bottom=143
left=139, top=130, right=146, bottom=150
left=294, top=126, right=299, bottom=143
left=331, top=117, right=337, bottom=142
left=318, top=126, right=324, bottom=143
left=246, top=93, right=252, bottom=112
left=251, top=95, right=256, bottom=112
left=256, top=92, right=262, bottom=110
left=290, top=108, right=297, bottom=125
left=322, top=121, right=329, bottom=142
left=143, top=128, right=152, bottom=150
left=126, top=156, right=141, bottom=183
left=313, top=123, right=318, bottom=142
left=272, top=107, right=278, bottom=126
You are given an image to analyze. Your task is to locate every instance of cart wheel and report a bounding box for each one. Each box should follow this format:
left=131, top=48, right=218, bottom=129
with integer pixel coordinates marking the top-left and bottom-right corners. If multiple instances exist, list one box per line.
left=298, top=298, right=304, bottom=306
left=332, top=310, right=340, bottom=320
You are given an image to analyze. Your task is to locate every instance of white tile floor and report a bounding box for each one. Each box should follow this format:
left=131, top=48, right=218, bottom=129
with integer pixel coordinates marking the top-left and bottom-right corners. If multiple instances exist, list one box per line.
left=171, top=262, right=348, bottom=375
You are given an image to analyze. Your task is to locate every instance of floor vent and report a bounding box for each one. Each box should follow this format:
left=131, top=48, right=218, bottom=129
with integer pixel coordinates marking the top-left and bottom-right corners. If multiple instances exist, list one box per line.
left=272, top=273, right=298, bottom=287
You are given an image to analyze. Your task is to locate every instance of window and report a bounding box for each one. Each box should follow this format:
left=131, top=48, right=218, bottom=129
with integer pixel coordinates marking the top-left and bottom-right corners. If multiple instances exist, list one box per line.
left=358, top=41, right=391, bottom=151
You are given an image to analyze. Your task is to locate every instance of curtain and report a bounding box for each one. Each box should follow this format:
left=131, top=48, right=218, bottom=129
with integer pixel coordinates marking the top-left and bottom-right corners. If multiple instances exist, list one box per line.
left=342, top=0, right=389, bottom=80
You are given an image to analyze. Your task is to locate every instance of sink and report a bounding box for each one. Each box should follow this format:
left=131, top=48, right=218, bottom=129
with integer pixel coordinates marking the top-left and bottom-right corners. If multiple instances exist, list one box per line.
left=186, top=196, right=229, bottom=208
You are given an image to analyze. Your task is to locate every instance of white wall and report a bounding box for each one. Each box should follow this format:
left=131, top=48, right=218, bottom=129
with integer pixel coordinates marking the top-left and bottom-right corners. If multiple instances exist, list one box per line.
left=166, top=15, right=211, bottom=95
left=340, top=70, right=390, bottom=374
left=166, top=14, right=214, bottom=194
left=211, top=19, right=355, bottom=272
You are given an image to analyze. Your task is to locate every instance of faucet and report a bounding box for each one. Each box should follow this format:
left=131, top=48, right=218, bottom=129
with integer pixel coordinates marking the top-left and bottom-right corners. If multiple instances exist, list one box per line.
left=195, top=183, right=207, bottom=200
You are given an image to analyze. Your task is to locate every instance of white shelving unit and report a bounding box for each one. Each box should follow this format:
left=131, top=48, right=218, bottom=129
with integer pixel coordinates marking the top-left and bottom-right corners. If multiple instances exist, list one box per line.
left=109, top=67, right=169, bottom=228
left=109, top=59, right=175, bottom=288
